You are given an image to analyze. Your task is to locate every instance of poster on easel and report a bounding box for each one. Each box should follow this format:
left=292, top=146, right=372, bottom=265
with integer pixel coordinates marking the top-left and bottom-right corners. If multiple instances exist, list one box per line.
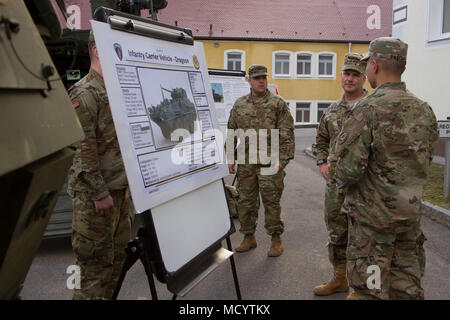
left=208, top=71, right=250, bottom=126
left=91, top=20, right=228, bottom=213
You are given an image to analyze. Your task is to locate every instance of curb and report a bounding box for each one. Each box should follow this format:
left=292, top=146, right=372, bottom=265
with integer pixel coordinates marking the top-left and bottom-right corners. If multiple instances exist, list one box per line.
left=304, top=146, right=450, bottom=228
left=422, top=201, right=450, bottom=228
left=304, top=147, right=314, bottom=159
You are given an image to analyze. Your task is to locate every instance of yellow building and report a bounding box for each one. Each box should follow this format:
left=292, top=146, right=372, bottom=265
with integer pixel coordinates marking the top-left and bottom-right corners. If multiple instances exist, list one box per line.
left=158, top=0, right=392, bottom=126
left=54, top=0, right=393, bottom=125
left=200, top=40, right=371, bottom=125
left=56, top=0, right=393, bottom=125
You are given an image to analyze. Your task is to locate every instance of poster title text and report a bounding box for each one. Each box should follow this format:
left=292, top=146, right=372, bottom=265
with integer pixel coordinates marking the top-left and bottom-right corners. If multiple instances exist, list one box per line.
left=128, top=50, right=190, bottom=65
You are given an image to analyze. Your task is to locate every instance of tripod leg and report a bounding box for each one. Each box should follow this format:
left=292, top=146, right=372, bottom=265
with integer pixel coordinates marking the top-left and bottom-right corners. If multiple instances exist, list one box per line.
left=226, top=236, right=242, bottom=300
left=112, top=243, right=139, bottom=300
left=141, top=251, right=159, bottom=300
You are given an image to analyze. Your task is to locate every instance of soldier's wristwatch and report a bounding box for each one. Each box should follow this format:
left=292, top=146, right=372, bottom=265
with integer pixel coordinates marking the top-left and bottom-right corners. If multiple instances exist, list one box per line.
left=317, top=159, right=327, bottom=166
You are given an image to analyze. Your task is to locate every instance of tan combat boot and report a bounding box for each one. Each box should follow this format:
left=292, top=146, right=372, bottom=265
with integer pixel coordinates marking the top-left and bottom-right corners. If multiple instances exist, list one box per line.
left=313, top=263, right=349, bottom=296
left=235, top=234, right=257, bottom=252
left=267, top=234, right=283, bottom=257
left=345, top=291, right=359, bottom=300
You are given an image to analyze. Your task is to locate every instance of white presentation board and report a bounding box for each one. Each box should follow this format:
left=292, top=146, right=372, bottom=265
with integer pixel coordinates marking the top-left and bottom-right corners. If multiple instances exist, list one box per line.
left=151, top=178, right=230, bottom=272
left=91, top=20, right=229, bottom=213
left=208, top=74, right=250, bottom=126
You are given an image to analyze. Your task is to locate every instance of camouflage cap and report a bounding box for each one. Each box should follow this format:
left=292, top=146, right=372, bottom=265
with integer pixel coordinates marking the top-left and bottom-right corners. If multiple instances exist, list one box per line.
left=361, top=37, right=408, bottom=62
left=248, top=64, right=268, bottom=78
left=342, top=53, right=366, bottom=74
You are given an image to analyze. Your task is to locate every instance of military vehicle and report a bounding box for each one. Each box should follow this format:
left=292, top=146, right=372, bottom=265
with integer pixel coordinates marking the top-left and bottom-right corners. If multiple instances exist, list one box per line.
left=43, top=0, right=169, bottom=90
left=149, top=87, right=197, bottom=139
left=0, top=0, right=174, bottom=299
left=0, top=0, right=84, bottom=299
left=38, top=1, right=172, bottom=239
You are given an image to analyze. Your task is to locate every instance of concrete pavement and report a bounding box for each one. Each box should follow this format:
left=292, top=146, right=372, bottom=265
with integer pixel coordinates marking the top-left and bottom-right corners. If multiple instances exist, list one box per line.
left=21, top=129, right=450, bottom=300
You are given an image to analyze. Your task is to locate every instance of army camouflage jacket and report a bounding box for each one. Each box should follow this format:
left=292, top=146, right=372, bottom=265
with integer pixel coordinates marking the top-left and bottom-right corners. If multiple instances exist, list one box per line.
left=227, top=89, right=295, bottom=167
left=67, top=69, right=128, bottom=200
left=312, top=90, right=368, bottom=177
left=334, top=82, right=438, bottom=229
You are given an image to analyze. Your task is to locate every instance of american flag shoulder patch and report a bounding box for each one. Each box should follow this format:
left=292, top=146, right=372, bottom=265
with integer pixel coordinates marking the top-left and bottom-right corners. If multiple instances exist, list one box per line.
left=72, top=100, right=80, bottom=109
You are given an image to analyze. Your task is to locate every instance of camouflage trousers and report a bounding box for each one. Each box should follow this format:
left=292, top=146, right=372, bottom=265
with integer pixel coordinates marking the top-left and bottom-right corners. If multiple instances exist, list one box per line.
left=236, top=164, right=285, bottom=236
left=347, top=216, right=426, bottom=300
left=71, top=188, right=131, bottom=300
left=324, top=182, right=347, bottom=264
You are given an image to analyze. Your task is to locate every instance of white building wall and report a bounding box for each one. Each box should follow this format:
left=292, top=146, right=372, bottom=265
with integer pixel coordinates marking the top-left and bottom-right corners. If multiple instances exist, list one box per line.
left=392, top=0, right=450, bottom=120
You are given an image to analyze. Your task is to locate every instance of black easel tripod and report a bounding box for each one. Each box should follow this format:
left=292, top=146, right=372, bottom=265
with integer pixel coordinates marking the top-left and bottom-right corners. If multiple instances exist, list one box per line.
left=112, top=207, right=242, bottom=300
left=112, top=224, right=159, bottom=300
left=90, top=5, right=242, bottom=302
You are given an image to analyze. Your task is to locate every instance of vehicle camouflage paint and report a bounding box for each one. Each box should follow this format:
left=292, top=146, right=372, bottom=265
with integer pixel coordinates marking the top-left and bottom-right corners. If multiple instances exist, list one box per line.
left=149, top=87, right=197, bottom=139
left=0, top=0, right=84, bottom=299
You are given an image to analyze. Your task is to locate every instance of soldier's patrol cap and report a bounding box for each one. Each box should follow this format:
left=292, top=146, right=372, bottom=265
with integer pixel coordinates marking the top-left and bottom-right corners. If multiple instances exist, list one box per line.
left=361, top=37, right=408, bottom=62
left=341, top=53, right=366, bottom=74
left=248, top=65, right=268, bottom=78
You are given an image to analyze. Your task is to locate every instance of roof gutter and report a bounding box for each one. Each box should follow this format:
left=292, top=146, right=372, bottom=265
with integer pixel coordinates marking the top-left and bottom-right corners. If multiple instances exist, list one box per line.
left=194, top=36, right=370, bottom=44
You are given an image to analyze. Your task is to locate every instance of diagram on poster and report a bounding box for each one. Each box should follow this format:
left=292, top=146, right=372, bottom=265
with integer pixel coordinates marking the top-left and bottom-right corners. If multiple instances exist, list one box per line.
left=92, top=20, right=228, bottom=212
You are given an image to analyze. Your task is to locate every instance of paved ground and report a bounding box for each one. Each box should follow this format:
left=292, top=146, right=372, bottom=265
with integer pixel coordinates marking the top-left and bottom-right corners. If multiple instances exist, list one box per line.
left=21, top=129, right=450, bottom=300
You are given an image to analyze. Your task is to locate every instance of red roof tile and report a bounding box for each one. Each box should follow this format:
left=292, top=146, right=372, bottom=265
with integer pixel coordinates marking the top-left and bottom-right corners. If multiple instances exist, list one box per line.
left=157, top=0, right=392, bottom=42
left=51, top=0, right=392, bottom=42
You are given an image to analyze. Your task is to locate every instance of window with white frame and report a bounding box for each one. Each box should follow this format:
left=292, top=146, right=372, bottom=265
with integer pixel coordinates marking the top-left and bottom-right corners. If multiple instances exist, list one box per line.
left=273, top=51, right=292, bottom=77
left=296, top=102, right=311, bottom=123
left=318, top=53, right=335, bottom=77
left=317, top=102, right=332, bottom=122
left=427, top=0, right=450, bottom=43
left=296, top=52, right=312, bottom=76
left=224, top=50, right=245, bottom=71
left=393, top=5, right=408, bottom=25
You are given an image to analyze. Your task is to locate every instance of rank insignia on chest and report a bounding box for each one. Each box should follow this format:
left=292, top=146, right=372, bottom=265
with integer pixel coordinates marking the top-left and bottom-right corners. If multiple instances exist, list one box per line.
left=338, top=132, right=348, bottom=144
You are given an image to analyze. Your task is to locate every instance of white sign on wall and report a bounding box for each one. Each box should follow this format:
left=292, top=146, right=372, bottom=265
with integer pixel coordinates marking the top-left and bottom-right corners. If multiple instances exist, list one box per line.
left=438, top=120, right=450, bottom=138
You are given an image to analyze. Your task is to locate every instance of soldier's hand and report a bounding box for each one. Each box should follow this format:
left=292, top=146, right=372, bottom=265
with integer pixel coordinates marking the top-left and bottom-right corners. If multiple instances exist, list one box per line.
left=228, top=164, right=236, bottom=174
left=94, top=195, right=114, bottom=215
left=319, top=163, right=330, bottom=181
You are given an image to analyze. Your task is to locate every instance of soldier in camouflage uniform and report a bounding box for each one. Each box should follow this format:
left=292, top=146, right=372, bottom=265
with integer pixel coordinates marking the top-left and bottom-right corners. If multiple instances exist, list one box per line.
left=334, top=38, right=439, bottom=300
left=67, top=32, right=131, bottom=300
left=227, top=65, right=295, bottom=257
left=312, top=53, right=368, bottom=296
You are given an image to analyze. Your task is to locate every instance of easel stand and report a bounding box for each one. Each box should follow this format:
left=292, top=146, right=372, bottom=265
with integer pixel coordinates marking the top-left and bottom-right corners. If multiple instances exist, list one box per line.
left=112, top=224, right=159, bottom=300
left=92, top=6, right=242, bottom=301
left=112, top=208, right=241, bottom=300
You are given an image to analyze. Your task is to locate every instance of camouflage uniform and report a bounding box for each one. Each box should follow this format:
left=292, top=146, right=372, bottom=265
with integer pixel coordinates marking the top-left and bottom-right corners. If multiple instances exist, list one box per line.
left=335, top=38, right=439, bottom=300
left=227, top=82, right=295, bottom=236
left=68, top=69, right=131, bottom=300
left=312, top=89, right=367, bottom=264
